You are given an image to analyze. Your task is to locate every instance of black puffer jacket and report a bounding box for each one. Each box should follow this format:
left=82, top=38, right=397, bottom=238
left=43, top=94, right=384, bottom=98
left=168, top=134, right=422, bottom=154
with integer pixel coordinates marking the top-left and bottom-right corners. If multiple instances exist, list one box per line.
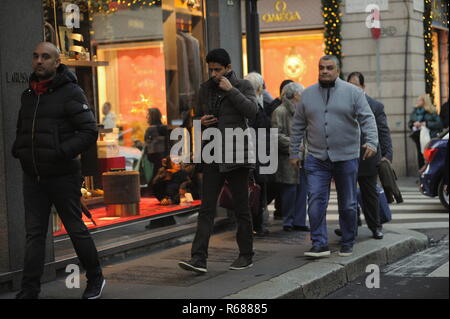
left=12, top=64, right=98, bottom=178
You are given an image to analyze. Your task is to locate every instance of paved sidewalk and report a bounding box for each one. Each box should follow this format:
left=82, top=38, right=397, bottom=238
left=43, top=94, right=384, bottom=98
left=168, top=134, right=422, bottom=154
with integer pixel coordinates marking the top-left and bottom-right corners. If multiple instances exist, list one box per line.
left=0, top=220, right=428, bottom=299
left=0, top=177, right=438, bottom=299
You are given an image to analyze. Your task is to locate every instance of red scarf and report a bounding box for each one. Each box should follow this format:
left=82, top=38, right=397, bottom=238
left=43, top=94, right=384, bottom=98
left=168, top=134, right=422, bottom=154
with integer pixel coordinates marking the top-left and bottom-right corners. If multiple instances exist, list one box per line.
left=30, top=79, right=52, bottom=95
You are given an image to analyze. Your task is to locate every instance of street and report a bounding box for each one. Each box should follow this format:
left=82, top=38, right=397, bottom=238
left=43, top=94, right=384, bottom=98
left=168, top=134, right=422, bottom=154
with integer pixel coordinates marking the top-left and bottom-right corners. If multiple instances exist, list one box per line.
left=326, top=183, right=449, bottom=299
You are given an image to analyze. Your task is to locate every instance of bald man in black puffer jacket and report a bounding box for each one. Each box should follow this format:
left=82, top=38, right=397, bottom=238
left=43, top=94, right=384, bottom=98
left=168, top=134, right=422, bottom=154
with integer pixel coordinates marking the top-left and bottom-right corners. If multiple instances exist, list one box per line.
left=12, top=42, right=104, bottom=300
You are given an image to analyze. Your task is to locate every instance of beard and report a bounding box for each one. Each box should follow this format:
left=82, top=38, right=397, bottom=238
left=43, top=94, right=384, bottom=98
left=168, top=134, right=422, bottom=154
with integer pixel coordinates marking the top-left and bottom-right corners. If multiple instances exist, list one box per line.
left=35, top=68, right=56, bottom=81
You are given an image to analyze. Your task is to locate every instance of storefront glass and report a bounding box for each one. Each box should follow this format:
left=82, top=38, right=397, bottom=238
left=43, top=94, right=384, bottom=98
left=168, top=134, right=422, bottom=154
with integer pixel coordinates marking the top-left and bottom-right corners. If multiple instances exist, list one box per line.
left=244, top=30, right=324, bottom=98
left=42, top=0, right=206, bottom=236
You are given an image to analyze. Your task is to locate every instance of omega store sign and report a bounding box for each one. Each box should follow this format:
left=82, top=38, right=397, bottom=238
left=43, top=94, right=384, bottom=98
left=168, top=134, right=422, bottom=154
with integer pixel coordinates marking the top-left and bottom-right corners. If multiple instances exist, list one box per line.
left=243, top=0, right=323, bottom=32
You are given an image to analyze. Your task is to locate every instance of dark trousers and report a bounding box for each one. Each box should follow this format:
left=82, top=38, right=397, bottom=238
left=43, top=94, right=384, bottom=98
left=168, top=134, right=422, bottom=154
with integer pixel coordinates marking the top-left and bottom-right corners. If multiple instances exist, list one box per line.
left=410, top=131, right=425, bottom=169
left=267, top=182, right=282, bottom=215
left=22, top=173, right=102, bottom=293
left=191, top=164, right=253, bottom=261
left=253, top=181, right=267, bottom=232
left=358, top=174, right=382, bottom=231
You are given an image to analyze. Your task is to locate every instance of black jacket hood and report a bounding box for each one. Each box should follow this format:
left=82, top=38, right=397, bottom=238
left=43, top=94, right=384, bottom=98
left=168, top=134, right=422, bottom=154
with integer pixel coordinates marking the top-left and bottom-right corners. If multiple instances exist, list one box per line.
left=29, top=64, right=78, bottom=90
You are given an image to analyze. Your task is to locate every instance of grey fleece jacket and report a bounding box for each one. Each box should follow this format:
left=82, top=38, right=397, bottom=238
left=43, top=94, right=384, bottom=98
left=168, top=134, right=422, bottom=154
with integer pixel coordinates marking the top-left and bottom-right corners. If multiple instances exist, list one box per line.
left=289, top=78, right=378, bottom=162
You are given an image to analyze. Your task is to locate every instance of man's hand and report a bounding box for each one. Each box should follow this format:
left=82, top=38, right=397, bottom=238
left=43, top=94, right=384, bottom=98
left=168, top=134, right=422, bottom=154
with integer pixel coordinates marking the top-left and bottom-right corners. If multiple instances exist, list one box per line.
left=201, top=115, right=218, bottom=127
left=289, top=158, right=301, bottom=168
left=381, top=157, right=391, bottom=163
left=218, top=76, right=233, bottom=91
left=362, top=144, right=377, bottom=160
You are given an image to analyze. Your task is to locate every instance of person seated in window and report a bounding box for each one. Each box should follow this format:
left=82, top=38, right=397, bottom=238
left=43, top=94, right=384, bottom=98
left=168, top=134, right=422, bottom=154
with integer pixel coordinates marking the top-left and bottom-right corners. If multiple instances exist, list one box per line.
left=152, top=157, right=188, bottom=205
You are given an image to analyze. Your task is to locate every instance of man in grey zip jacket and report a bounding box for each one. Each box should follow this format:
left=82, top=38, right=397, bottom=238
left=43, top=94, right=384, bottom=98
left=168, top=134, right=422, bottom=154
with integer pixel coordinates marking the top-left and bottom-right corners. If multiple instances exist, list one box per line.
left=289, top=56, right=378, bottom=258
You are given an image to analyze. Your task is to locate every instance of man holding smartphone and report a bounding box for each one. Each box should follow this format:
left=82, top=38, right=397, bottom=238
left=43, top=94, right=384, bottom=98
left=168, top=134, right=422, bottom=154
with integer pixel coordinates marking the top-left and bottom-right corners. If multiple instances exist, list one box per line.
left=178, top=48, right=258, bottom=273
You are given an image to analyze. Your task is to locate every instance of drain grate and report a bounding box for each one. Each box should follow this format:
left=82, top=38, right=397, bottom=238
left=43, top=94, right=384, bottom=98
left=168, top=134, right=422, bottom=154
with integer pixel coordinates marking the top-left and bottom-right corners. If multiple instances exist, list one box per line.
left=106, top=265, right=226, bottom=287
left=163, top=247, right=274, bottom=263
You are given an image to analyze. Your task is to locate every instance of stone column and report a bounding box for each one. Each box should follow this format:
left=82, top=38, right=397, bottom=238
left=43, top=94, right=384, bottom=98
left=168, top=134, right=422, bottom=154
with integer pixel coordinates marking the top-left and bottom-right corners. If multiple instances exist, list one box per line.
left=0, top=0, right=55, bottom=290
left=341, top=0, right=425, bottom=176
left=206, top=0, right=244, bottom=78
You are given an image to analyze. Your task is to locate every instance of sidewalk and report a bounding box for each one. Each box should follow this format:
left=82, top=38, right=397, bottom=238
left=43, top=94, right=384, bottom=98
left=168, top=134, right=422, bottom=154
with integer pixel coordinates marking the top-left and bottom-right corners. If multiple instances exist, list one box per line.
left=0, top=177, right=435, bottom=299
left=0, top=219, right=428, bottom=299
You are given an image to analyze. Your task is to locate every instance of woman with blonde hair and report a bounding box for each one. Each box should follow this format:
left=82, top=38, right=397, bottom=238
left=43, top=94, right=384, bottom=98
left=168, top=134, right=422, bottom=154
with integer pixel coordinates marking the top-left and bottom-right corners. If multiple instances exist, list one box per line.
left=408, top=93, right=443, bottom=169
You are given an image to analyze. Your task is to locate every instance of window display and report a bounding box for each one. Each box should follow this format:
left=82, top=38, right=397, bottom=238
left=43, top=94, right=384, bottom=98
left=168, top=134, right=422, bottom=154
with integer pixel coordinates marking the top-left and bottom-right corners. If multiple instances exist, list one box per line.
left=42, top=0, right=206, bottom=237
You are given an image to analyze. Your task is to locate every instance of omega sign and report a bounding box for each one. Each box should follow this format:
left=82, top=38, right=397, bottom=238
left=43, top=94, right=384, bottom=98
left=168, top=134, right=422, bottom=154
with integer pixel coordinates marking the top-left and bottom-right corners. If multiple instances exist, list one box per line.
left=262, top=0, right=301, bottom=23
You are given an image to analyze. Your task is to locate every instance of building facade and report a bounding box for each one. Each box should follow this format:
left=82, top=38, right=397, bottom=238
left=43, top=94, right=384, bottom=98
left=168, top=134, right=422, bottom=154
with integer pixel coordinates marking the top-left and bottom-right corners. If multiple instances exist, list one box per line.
left=0, top=0, right=448, bottom=292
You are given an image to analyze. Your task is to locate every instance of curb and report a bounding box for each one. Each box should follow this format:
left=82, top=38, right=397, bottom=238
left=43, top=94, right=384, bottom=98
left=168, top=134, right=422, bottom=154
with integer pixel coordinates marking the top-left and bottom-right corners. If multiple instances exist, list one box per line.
left=224, top=228, right=429, bottom=299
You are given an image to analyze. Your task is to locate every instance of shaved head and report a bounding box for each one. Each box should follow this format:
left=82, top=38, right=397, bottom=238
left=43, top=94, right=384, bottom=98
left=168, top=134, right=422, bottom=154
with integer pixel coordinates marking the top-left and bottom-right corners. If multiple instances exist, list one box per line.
left=32, top=42, right=61, bottom=80
left=35, top=42, right=61, bottom=59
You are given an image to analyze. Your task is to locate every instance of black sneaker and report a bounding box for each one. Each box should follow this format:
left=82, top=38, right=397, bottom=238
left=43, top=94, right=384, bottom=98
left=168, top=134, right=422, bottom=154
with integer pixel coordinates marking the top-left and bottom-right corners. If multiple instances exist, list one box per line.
left=229, top=255, right=253, bottom=270
left=304, top=246, right=331, bottom=258
left=372, top=229, right=384, bottom=240
left=339, top=246, right=353, bottom=257
left=82, top=276, right=106, bottom=299
left=178, top=259, right=207, bottom=274
left=15, top=290, right=39, bottom=299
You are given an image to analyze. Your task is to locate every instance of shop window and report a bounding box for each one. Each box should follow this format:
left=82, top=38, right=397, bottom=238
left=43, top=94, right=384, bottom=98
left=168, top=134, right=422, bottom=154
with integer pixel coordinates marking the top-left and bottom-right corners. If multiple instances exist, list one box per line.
left=42, top=0, right=206, bottom=237
left=243, top=30, right=325, bottom=98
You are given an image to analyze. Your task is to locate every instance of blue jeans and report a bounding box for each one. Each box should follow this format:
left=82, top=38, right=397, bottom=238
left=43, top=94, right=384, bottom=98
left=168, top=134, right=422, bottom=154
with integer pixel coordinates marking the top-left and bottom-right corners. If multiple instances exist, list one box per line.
left=281, top=168, right=308, bottom=228
left=304, top=154, right=359, bottom=248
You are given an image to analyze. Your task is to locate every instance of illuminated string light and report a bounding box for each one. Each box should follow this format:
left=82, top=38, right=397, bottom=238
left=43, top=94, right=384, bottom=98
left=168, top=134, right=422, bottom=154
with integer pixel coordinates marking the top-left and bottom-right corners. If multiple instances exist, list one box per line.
left=321, top=0, right=343, bottom=72
left=423, top=0, right=434, bottom=104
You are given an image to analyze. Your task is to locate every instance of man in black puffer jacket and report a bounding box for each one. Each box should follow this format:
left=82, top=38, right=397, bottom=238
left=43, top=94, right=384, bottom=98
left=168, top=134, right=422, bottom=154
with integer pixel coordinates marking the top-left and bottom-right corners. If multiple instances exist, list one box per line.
left=12, top=42, right=104, bottom=299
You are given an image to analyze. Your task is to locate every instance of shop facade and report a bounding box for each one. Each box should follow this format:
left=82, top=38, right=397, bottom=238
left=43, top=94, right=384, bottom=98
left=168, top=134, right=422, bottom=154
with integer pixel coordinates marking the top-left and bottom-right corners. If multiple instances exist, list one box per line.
left=242, top=0, right=325, bottom=97
left=243, top=0, right=448, bottom=177
left=0, top=0, right=244, bottom=291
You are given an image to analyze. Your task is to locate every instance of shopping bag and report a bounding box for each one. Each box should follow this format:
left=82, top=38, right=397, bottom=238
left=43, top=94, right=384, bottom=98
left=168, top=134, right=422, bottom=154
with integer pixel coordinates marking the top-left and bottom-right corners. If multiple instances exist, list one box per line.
left=138, top=152, right=154, bottom=185
left=420, top=125, right=431, bottom=154
left=376, top=184, right=392, bottom=224
left=356, top=184, right=392, bottom=224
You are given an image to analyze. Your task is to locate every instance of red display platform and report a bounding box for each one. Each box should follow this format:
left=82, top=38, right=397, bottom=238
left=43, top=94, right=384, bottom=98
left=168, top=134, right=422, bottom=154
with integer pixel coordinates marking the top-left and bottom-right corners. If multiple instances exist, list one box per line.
left=53, top=197, right=201, bottom=237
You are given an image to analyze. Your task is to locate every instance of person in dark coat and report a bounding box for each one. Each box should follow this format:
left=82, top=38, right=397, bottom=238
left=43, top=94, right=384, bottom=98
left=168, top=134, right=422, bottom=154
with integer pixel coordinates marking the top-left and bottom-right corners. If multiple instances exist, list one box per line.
left=335, top=72, right=393, bottom=240
left=178, top=48, right=258, bottom=273
left=265, top=79, right=294, bottom=220
left=144, top=107, right=169, bottom=184
left=12, top=42, right=104, bottom=299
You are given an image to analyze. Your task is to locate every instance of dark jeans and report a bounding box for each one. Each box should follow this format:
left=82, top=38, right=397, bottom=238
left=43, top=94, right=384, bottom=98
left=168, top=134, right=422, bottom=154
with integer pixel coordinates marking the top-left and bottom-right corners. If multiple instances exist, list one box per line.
left=304, top=155, right=359, bottom=248
left=358, top=174, right=382, bottom=231
left=191, top=164, right=253, bottom=261
left=22, top=173, right=102, bottom=294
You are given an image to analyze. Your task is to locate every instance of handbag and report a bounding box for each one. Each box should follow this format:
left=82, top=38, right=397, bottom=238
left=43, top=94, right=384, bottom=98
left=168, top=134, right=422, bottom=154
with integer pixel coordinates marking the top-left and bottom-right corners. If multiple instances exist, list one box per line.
left=218, top=179, right=261, bottom=217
